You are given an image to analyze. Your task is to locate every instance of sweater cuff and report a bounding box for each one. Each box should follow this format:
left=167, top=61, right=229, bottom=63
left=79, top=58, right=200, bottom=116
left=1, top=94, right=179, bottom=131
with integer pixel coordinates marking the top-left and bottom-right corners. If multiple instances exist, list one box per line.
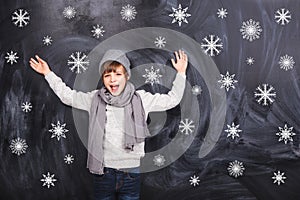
left=44, top=71, right=56, bottom=82
left=177, top=72, right=186, bottom=79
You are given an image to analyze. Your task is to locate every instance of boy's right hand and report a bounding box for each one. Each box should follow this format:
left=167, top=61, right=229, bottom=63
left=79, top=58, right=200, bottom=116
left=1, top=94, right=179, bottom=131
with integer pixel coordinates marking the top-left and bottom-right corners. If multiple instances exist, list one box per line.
left=29, top=55, right=51, bottom=76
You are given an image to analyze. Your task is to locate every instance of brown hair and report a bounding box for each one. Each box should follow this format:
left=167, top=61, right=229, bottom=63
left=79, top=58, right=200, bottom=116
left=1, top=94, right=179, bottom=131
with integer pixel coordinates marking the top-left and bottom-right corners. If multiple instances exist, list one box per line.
left=101, top=61, right=128, bottom=80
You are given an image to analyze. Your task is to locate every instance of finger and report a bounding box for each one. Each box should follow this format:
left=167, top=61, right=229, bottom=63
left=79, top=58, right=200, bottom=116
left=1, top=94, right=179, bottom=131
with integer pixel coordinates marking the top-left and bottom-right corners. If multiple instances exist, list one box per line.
left=30, top=58, right=39, bottom=65
left=175, top=51, right=179, bottom=61
left=29, top=61, right=37, bottom=69
left=179, top=49, right=183, bottom=59
left=35, top=55, right=44, bottom=63
left=171, top=58, right=176, bottom=66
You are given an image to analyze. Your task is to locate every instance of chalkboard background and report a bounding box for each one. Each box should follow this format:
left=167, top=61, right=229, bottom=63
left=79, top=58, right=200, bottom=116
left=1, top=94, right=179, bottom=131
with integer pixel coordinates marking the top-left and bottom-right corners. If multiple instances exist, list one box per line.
left=1, top=0, right=300, bottom=199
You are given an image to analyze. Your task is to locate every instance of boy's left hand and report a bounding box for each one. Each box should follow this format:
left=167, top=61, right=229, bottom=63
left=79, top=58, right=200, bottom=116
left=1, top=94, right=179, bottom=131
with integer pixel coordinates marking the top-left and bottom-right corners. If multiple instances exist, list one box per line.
left=171, top=50, right=188, bottom=74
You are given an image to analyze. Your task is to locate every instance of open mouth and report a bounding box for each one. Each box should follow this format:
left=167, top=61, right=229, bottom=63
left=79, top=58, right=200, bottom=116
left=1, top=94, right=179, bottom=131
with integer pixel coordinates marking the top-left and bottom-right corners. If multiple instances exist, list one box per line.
left=110, top=85, right=119, bottom=93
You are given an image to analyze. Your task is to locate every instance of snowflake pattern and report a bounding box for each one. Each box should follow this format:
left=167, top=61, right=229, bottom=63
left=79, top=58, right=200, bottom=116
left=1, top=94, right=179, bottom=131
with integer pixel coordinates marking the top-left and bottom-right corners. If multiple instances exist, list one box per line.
left=49, top=121, right=69, bottom=141
left=153, top=154, right=165, bottom=167
left=227, top=160, right=245, bottom=178
left=275, top=8, right=291, bottom=25
left=218, top=71, right=238, bottom=92
left=12, top=9, right=30, bottom=27
left=68, top=52, right=90, bottom=74
left=64, top=154, right=74, bottom=164
left=63, top=6, right=76, bottom=19
left=43, top=35, right=52, bottom=46
left=5, top=51, right=19, bottom=65
left=120, top=4, right=137, bottom=22
left=189, top=175, right=200, bottom=186
left=246, top=57, right=255, bottom=65
left=91, top=24, right=105, bottom=39
left=192, top=85, right=202, bottom=95
left=272, top=170, right=286, bottom=185
left=276, top=124, right=296, bottom=144
left=9, top=137, right=28, bottom=156
left=154, top=36, right=166, bottom=48
left=21, top=102, right=32, bottom=112
left=217, top=8, right=228, bottom=19
left=142, top=66, right=162, bottom=86
left=225, top=122, right=242, bottom=139
left=179, top=118, right=195, bottom=135
left=201, top=35, right=223, bottom=56
left=41, top=172, right=57, bottom=188
left=240, top=19, right=262, bottom=42
left=278, top=54, right=295, bottom=71
left=254, top=84, right=276, bottom=106
left=169, top=4, right=191, bottom=27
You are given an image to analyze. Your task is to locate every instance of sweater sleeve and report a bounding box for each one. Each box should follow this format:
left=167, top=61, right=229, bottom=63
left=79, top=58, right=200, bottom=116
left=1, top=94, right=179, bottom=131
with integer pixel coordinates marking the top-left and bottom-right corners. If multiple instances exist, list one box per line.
left=136, top=73, right=186, bottom=114
left=44, top=71, right=97, bottom=112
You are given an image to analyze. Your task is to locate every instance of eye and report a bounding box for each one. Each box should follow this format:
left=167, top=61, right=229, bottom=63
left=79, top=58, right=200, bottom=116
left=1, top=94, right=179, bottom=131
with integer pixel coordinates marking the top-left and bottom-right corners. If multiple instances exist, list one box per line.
left=104, top=74, right=110, bottom=78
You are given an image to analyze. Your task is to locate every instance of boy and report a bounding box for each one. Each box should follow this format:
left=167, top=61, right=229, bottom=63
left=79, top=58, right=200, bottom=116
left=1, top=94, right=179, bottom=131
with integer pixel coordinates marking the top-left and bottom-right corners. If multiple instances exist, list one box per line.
left=29, top=49, right=188, bottom=200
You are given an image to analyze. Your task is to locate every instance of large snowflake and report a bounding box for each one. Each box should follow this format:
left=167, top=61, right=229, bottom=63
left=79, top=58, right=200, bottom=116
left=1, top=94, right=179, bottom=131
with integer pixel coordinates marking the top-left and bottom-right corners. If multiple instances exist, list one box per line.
left=64, top=154, right=74, bottom=164
left=21, top=102, right=32, bottom=112
left=12, top=9, right=30, bottom=27
left=278, top=54, right=295, bottom=71
left=41, top=172, right=57, bottom=188
left=254, top=84, right=276, bottom=106
left=120, top=4, right=137, bottom=22
left=217, top=8, right=228, bottom=19
left=179, top=118, right=195, bottom=135
left=5, top=51, right=19, bottom=65
left=43, top=35, right=52, bottom=46
left=9, top=137, right=28, bottom=156
left=169, top=4, right=191, bottom=27
left=142, top=66, right=162, bottom=86
left=49, top=121, right=69, bottom=141
left=276, top=124, right=296, bottom=144
left=63, top=6, right=76, bottom=19
left=68, top=52, right=90, bottom=74
left=153, top=154, right=165, bottom=167
left=91, top=24, right=105, bottom=39
left=154, top=36, right=166, bottom=48
left=201, top=35, right=223, bottom=56
left=240, top=19, right=262, bottom=42
left=272, top=170, right=286, bottom=185
left=225, top=122, right=242, bottom=139
left=227, top=160, right=245, bottom=178
left=218, top=71, right=238, bottom=92
left=189, top=175, right=200, bottom=186
left=275, top=8, right=291, bottom=25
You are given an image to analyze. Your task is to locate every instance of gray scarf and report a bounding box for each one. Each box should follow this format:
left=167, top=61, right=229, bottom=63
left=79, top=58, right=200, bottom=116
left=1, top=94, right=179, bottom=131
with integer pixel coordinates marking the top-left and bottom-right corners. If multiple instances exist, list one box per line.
left=87, top=82, right=150, bottom=174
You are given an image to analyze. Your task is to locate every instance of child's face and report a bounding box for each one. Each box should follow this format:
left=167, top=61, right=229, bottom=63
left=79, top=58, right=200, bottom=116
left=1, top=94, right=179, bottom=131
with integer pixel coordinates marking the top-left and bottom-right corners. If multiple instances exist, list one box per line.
left=103, top=66, right=128, bottom=96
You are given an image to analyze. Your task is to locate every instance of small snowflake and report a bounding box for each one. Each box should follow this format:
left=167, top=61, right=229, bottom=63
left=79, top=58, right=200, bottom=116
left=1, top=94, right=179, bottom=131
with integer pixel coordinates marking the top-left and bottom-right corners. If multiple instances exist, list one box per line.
left=201, top=34, right=223, bottom=56
left=189, top=175, right=200, bottom=186
left=217, top=8, right=228, bottom=19
left=49, top=121, right=69, bottom=141
left=240, top=19, right=262, bottom=42
left=276, top=124, right=296, bottom=144
left=68, top=52, right=90, bottom=74
left=142, top=66, right=162, bottom=86
left=41, top=172, right=57, bottom=188
left=43, top=35, right=52, bottom=46
left=218, top=71, right=238, bottom=92
left=278, top=54, right=295, bottom=71
left=154, top=36, right=166, bottom=48
left=254, top=84, right=276, bottom=106
left=225, top=122, right=242, bottom=139
left=275, top=8, right=291, bottom=25
left=227, top=160, right=245, bottom=178
left=63, top=6, right=76, bottom=19
left=179, top=118, right=195, bottom=135
left=12, top=9, right=30, bottom=27
left=153, top=154, right=165, bottom=167
left=272, top=170, right=286, bottom=185
left=192, top=85, right=202, bottom=95
left=120, top=4, right=137, bottom=22
left=169, top=4, right=191, bottom=27
left=246, top=57, right=255, bottom=65
left=5, top=51, right=19, bottom=65
left=21, top=102, right=32, bottom=112
left=64, top=154, right=74, bottom=164
left=91, top=24, right=105, bottom=39
left=9, top=137, right=28, bottom=156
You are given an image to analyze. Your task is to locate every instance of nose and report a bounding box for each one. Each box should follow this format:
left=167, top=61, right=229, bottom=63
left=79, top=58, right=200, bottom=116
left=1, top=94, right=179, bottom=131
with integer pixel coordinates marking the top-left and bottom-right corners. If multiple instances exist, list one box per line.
left=110, top=74, right=116, bottom=82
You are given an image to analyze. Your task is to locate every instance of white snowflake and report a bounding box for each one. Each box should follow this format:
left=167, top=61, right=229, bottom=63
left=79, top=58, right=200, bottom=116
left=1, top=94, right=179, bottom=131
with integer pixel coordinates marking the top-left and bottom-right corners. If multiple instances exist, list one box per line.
left=169, top=4, right=191, bottom=27
left=240, top=19, right=262, bottom=42
left=49, top=121, right=69, bottom=141
left=142, top=66, right=162, bottom=86
left=179, top=118, right=195, bottom=135
left=227, top=160, right=245, bottom=178
left=254, top=84, right=276, bottom=106
left=278, top=54, right=295, bottom=71
left=192, top=85, right=202, bottom=96
left=276, top=124, right=296, bottom=144
left=217, top=8, right=228, bottom=19
left=21, top=102, right=32, bottom=112
left=153, top=154, right=165, bottom=167
left=9, top=137, right=28, bottom=156
left=189, top=175, right=200, bottom=186
left=63, top=6, right=76, bottom=19
left=218, top=71, right=238, bottom=92
left=201, top=34, right=223, bottom=56
left=12, top=9, right=30, bottom=28
left=120, top=4, right=137, bottom=22
left=272, top=170, right=286, bottom=185
left=68, top=52, right=90, bottom=74
left=5, top=51, right=19, bottom=65
left=275, top=8, right=291, bottom=25
left=41, top=172, right=57, bottom=188
left=64, top=154, right=74, bottom=164
left=225, top=122, right=242, bottom=139
left=246, top=57, right=255, bottom=65
left=43, top=35, right=52, bottom=46
left=154, top=36, right=166, bottom=48
left=91, top=24, right=105, bottom=39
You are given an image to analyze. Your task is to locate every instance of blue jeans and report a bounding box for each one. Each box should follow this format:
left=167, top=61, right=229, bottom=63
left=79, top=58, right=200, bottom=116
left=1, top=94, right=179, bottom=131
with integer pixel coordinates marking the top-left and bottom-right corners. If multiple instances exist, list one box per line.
left=93, top=167, right=141, bottom=200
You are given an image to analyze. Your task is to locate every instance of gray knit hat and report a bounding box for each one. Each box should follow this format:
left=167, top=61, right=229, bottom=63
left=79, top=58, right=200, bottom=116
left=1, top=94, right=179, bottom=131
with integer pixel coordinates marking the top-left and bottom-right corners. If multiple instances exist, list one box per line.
left=99, top=49, right=131, bottom=78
